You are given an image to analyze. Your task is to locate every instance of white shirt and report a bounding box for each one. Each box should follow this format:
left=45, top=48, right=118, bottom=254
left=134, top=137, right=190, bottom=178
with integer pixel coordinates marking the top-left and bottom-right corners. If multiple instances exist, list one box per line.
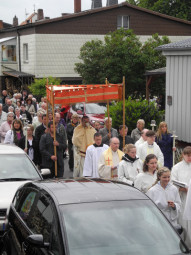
left=118, top=156, right=143, bottom=185
left=171, top=160, right=191, bottom=248
left=147, top=182, right=181, bottom=228
left=184, top=179, right=191, bottom=220
left=135, top=137, right=144, bottom=150
left=137, top=141, right=164, bottom=167
left=134, top=171, right=157, bottom=193
left=83, top=144, right=109, bottom=178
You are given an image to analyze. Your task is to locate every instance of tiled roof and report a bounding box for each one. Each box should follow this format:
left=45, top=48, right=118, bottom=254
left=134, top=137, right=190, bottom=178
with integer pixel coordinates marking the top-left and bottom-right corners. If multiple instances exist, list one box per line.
left=145, top=67, right=166, bottom=76
left=1, top=2, right=191, bottom=32
left=156, top=38, right=191, bottom=51
left=3, top=70, right=34, bottom=78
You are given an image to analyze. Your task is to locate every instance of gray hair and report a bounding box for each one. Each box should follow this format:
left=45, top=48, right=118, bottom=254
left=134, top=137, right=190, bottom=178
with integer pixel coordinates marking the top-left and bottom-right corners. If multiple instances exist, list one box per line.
left=104, top=117, right=112, bottom=123
left=8, top=106, right=14, bottom=111
left=37, top=109, right=46, bottom=116
left=7, top=112, right=14, bottom=117
left=109, top=137, right=119, bottom=145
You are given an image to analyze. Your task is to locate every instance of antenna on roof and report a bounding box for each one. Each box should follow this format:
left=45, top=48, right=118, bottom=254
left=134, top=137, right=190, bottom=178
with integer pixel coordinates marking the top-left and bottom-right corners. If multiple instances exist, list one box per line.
left=25, top=8, right=29, bottom=18
left=33, top=4, right=36, bottom=13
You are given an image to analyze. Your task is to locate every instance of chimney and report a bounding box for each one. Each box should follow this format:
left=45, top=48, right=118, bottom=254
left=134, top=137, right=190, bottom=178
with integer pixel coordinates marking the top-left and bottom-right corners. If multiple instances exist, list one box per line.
left=37, top=9, right=44, bottom=20
left=0, top=20, right=3, bottom=30
left=91, top=0, right=102, bottom=9
left=106, top=0, right=118, bottom=6
left=13, top=15, right=18, bottom=26
left=74, top=0, right=81, bottom=13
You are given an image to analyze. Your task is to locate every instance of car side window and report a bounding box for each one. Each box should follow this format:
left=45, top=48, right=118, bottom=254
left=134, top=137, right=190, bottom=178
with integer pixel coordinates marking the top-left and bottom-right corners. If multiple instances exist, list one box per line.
left=14, top=188, right=38, bottom=222
left=27, top=194, right=61, bottom=254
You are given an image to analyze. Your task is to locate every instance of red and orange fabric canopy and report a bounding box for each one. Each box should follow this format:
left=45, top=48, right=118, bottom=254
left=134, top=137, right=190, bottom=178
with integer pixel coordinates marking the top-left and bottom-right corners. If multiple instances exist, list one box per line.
left=46, top=84, right=123, bottom=105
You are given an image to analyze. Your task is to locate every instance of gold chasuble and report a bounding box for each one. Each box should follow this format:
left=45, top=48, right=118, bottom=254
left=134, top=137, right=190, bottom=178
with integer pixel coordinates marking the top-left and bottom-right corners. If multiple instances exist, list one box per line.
left=103, top=147, right=124, bottom=178
left=72, top=124, right=96, bottom=156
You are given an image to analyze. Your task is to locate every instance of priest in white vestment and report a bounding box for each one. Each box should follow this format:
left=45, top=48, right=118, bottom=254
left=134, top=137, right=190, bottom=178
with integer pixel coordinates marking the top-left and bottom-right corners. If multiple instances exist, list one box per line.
left=98, top=137, right=124, bottom=179
left=171, top=146, right=191, bottom=249
left=83, top=133, right=109, bottom=178
left=137, top=130, right=164, bottom=167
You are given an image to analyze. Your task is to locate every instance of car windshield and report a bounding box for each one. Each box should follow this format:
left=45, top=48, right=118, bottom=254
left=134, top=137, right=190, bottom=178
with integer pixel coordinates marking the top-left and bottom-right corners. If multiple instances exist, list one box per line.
left=61, top=200, right=189, bottom=255
left=0, top=154, right=41, bottom=180
left=85, top=103, right=107, bottom=114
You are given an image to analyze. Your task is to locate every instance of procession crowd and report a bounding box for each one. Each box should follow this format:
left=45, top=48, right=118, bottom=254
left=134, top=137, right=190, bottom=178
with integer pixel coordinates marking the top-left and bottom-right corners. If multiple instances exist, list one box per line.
left=0, top=89, right=191, bottom=248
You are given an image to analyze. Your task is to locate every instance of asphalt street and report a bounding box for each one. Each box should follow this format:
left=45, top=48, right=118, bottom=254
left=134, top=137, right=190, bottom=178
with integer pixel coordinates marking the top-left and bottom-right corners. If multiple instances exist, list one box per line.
left=63, top=157, right=73, bottom=179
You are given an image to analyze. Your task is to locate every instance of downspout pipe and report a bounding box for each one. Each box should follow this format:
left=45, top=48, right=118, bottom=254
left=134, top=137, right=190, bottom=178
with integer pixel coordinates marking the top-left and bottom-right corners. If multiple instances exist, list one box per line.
left=16, top=28, right=21, bottom=72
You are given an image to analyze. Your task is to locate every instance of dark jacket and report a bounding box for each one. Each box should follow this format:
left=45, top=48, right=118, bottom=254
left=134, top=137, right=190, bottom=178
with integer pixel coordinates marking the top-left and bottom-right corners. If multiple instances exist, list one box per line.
left=156, top=133, right=173, bottom=169
left=99, top=127, right=118, bottom=146
left=66, top=122, right=78, bottom=145
left=34, top=123, right=46, bottom=166
left=35, top=124, right=46, bottom=145
left=119, top=135, right=134, bottom=151
left=20, top=110, right=32, bottom=124
left=18, top=136, right=38, bottom=165
left=39, top=132, right=65, bottom=177
left=56, top=123, right=67, bottom=152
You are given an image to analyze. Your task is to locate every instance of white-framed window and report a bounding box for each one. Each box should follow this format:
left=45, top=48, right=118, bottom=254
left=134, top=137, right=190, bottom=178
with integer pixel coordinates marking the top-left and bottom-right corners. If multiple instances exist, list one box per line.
left=117, top=16, right=129, bottom=30
left=23, top=43, right=29, bottom=62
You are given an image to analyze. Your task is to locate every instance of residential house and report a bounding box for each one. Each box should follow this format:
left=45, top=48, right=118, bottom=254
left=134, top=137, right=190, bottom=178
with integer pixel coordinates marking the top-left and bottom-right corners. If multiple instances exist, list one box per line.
left=0, top=0, right=191, bottom=92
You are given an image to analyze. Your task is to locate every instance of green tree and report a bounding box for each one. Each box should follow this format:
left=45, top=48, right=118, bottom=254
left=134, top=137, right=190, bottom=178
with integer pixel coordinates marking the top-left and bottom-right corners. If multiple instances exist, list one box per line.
left=108, top=97, right=164, bottom=132
left=29, top=76, right=61, bottom=97
left=141, top=33, right=170, bottom=70
left=75, top=40, right=106, bottom=84
left=126, top=0, right=191, bottom=21
left=75, top=29, right=169, bottom=97
left=103, top=29, right=144, bottom=96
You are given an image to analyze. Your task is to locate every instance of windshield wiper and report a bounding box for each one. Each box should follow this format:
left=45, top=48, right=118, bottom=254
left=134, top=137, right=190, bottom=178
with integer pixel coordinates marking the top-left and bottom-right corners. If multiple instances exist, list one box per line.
left=0, top=178, right=30, bottom=181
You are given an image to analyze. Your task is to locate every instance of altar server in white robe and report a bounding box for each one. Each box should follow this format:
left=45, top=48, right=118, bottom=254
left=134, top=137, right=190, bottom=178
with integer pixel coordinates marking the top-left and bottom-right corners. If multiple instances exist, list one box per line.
left=118, top=144, right=143, bottom=185
left=147, top=167, right=182, bottom=233
left=184, top=179, right=191, bottom=220
left=98, top=137, right=124, bottom=179
left=134, top=154, right=158, bottom=193
left=171, top=146, right=191, bottom=248
left=135, top=128, right=148, bottom=151
left=83, top=133, right=109, bottom=178
left=137, top=130, right=164, bottom=167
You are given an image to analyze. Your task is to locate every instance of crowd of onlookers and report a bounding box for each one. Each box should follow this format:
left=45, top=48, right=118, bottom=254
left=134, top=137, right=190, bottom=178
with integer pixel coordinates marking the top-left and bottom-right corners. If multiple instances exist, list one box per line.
left=0, top=89, right=190, bottom=248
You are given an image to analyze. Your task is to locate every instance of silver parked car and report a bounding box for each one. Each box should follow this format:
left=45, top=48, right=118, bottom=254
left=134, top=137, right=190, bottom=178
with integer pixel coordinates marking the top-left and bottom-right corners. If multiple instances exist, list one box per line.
left=0, top=144, right=50, bottom=235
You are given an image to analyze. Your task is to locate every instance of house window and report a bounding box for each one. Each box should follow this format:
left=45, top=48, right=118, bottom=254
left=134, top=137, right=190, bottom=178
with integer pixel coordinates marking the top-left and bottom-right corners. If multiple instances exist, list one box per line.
left=23, top=43, right=28, bottom=62
left=117, top=16, right=129, bottom=30
left=1, top=45, right=16, bottom=62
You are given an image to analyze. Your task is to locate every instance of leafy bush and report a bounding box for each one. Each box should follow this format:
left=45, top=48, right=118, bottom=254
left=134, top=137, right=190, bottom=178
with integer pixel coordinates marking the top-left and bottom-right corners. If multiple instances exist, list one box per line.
left=108, top=97, right=164, bottom=132
left=29, top=76, right=61, bottom=97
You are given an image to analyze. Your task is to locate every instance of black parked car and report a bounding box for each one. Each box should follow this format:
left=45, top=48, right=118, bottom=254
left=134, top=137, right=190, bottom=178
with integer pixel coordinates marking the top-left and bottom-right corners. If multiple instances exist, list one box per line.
left=1, top=178, right=190, bottom=255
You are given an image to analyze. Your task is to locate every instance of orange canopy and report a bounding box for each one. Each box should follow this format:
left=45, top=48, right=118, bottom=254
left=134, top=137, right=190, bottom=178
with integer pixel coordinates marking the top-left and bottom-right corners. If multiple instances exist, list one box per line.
left=46, top=84, right=122, bottom=105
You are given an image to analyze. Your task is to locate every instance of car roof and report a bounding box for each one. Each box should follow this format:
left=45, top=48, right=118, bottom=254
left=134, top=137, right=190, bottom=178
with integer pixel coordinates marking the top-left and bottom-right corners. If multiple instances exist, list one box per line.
left=0, top=144, right=25, bottom=154
left=25, top=178, right=148, bottom=205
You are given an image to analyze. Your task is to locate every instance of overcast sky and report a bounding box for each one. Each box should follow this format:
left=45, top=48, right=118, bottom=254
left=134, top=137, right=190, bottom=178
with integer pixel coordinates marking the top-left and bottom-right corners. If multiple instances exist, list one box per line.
left=1, top=0, right=125, bottom=24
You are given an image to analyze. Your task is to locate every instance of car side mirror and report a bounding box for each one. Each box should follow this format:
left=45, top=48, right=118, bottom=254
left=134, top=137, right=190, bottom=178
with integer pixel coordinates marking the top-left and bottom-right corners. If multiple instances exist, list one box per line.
left=26, top=234, right=49, bottom=248
left=41, top=168, right=51, bottom=176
